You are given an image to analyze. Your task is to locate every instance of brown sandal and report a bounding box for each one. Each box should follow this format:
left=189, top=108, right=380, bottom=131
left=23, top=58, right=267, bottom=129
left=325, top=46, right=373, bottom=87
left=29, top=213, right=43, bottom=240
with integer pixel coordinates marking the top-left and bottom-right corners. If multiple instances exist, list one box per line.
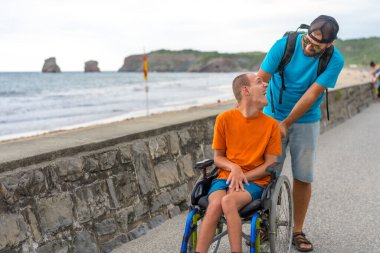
left=292, top=232, right=314, bottom=252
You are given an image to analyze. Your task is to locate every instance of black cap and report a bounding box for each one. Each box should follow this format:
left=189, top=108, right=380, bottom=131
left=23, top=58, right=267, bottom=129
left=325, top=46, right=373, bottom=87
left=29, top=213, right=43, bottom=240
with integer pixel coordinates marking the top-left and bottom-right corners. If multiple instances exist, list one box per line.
left=308, top=15, right=339, bottom=43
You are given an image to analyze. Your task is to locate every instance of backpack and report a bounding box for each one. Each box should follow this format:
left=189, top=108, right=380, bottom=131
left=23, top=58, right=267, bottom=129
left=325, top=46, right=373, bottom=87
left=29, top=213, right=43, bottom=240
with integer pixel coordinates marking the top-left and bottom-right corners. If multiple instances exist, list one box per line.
left=270, top=24, right=334, bottom=120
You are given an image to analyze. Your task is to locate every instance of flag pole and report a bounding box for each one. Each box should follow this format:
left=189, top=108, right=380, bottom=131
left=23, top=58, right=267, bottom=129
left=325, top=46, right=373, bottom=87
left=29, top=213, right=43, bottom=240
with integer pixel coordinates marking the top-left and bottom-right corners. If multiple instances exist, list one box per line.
left=143, top=48, right=149, bottom=116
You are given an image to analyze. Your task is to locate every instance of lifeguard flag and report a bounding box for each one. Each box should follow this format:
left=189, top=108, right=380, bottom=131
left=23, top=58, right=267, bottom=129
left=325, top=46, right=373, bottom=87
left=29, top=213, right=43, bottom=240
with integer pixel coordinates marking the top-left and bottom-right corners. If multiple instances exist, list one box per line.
left=143, top=53, right=148, bottom=81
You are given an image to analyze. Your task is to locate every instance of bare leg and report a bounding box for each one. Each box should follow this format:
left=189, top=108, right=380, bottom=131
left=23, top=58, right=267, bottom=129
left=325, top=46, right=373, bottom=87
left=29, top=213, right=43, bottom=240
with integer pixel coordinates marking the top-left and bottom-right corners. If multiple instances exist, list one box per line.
left=221, top=190, right=251, bottom=252
left=293, top=178, right=312, bottom=250
left=196, top=190, right=226, bottom=253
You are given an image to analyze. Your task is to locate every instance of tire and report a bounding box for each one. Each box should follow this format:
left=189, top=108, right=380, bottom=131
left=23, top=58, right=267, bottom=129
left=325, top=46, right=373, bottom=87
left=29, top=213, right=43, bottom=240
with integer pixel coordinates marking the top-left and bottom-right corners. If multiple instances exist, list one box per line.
left=185, top=218, right=222, bottom=253
left=268, top=176, right=294, bottom=253
left=185, top=215, right=199, bottom=253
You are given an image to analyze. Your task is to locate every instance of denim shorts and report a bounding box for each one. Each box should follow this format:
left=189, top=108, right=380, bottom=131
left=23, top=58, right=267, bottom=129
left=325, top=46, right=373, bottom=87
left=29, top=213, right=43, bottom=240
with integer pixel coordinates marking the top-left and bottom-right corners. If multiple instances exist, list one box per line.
left=208, top=179, right=264, bottom=200
left=278, top=121, right=320, bottom=183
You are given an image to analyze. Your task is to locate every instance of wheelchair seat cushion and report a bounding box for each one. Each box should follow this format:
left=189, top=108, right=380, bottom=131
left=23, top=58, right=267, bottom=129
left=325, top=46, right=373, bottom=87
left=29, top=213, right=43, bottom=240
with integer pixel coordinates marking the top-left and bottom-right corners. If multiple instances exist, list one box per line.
left=197, top=196, right=262, bottom=219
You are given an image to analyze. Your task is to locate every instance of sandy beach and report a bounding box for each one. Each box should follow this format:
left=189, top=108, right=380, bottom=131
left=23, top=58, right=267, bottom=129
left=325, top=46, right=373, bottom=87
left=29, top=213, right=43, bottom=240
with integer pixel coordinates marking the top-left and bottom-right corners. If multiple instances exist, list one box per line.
left=335, top=67, right=372, bottom=88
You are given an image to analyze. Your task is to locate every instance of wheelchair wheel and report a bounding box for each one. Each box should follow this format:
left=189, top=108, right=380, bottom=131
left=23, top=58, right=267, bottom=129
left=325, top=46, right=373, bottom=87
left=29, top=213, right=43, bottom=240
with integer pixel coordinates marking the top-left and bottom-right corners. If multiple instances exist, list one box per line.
left=268, top=175, right=293, bottom=253
left=184, top=216, right=223, bottom=253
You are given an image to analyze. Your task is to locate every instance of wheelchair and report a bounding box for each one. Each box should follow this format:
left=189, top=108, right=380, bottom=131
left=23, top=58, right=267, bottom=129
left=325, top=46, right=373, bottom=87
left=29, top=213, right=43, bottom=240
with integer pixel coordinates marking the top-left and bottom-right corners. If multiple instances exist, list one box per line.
left=180, top=159, right=293, bottom=253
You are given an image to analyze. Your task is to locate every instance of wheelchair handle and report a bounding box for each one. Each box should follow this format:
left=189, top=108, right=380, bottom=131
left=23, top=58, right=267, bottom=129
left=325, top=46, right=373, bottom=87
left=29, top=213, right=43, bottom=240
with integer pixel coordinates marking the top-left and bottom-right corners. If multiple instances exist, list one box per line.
left=265, top=162, right=282, bottom=179
left=193, top=159, right=214, bottom=179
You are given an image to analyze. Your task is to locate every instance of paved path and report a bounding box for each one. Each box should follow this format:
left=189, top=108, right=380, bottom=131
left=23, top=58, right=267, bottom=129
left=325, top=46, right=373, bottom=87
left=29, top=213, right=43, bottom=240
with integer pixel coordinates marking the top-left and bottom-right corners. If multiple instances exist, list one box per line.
left=112, top=102, right=380, bottom=253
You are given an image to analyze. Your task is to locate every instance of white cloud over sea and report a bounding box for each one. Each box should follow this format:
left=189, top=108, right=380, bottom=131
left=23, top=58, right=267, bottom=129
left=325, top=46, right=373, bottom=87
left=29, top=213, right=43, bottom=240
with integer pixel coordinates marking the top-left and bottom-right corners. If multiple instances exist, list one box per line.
left=0, top=0, right=379, bottom=71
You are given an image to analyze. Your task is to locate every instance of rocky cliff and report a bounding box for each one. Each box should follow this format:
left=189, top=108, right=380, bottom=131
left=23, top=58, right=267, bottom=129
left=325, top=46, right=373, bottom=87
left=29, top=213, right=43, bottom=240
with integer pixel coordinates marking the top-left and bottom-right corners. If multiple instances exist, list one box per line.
left=85, top=60, right=100, bottom=72
left=118, top=49, right=266, bottom=72
left=42, top=57, right=61, bottom=73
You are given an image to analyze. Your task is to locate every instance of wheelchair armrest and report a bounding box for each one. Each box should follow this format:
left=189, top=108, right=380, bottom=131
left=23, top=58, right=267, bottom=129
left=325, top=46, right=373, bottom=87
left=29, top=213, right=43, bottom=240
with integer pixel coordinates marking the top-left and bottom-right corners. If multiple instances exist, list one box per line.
left=193, top=159, right=214, bottom=170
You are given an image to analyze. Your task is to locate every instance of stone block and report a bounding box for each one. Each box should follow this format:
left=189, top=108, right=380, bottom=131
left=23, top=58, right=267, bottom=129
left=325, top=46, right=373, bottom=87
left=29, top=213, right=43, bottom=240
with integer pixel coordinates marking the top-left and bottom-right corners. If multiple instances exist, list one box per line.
left=204, top=144, right=213, bottom=159
left=115, top=207, right=133, bottom=232
left=131, top=141, right=156, bottom=194
left=134, top=201, right=149, bottom=219
left=177, top=154, right=194, bottom=179
left=127, top=223, right=147, bottom=241
left=99, top=150, right=118, bottom=170
left=106, top=178, right=120, bottom=209
left=0, top=181, right=16, bottom=205
left=150, top=191, right=172, bottom=213
left=73, top=231, right=100, bottom=253
left=147, top=215, right=166, bottom=229
left=154, top=161, right=180, bottom=188
left=111, top=173, right=138, bottom=207
left=170, top=184, right=189, bottom=204
left=73, top=181, right=111, bottom=223
left=36, top=192, right=73, bottom=235
left=148, top=135, right=168, bottom=159
left=95, top=218, right=117, bottom=236
left=102, top=234, right=128, bottom=253
left=168, top=205, right=181, bottom=218
left=54, top=158, right=84, bottom=182
left=168, top=132, right=180, bottom=155
left=0, top=213, right=28, bottom=251
left=36, top=240, right=68, bottom=253
left=25, top=207, right=42, bottom=242
left=0, top=168, right=46, bottom=202
left=178, top=130, right=191, bottom=146
left=206, top=120, right=215, bottom=137
left=119, top=144, right=132, bottom=164
left=84, top=156, right=100, bottom=172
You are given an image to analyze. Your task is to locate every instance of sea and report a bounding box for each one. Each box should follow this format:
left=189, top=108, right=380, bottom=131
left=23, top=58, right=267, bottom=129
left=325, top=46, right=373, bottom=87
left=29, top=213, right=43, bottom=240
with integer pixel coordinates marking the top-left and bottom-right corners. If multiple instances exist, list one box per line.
left=0, top=72, right=241, bottom=141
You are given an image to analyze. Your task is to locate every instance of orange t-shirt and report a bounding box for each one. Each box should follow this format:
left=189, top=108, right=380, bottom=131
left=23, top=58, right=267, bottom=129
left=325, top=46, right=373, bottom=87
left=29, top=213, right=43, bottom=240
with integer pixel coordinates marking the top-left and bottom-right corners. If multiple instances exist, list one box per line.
left=212, top=109, right=281, bottom=187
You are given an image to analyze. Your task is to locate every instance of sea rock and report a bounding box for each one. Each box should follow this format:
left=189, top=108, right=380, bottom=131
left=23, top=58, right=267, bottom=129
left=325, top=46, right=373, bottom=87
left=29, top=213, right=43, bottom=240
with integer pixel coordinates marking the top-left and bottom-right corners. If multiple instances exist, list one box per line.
left=42, top=57, right=61, bottom=73
left=84, top=60, right=100, bottom=72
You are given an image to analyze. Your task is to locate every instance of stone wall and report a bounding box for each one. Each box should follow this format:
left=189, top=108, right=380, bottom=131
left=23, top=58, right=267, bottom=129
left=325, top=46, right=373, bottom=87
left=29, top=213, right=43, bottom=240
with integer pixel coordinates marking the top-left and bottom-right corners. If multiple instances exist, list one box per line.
left=320, top=83, right=374, bottom=133
left=0, top=83, right=374, bottom=253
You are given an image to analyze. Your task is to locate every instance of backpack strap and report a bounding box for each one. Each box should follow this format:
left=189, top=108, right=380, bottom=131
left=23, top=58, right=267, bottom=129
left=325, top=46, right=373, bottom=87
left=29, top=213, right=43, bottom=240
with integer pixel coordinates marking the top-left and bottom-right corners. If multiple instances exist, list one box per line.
left=270, top=32, right=299, bottom=113
left=278, top=32, right=299, bottom=104
left=317, top=46, right=334, bottom=120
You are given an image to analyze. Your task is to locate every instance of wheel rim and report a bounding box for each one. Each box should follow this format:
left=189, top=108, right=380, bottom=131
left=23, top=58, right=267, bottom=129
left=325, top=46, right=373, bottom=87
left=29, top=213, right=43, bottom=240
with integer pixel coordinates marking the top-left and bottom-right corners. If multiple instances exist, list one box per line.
left=275, top=180, right=292, bottom=252
left=269, top=176, right=294, bottom=253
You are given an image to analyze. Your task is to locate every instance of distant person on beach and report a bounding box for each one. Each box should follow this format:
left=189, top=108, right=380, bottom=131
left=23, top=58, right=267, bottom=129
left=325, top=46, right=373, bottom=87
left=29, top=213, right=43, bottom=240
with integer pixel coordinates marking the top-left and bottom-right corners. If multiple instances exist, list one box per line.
left=195, top=73, right=281, bottom=253
left=257, top=15, right=344, bottom=252
left=370, top=61, right=380, bottom=98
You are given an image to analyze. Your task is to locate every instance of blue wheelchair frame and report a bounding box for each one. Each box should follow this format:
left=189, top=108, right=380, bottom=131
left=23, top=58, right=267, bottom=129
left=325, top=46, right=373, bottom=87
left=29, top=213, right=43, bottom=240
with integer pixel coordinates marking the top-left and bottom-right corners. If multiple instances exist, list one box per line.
left=180, top=159, right=292, bottom=253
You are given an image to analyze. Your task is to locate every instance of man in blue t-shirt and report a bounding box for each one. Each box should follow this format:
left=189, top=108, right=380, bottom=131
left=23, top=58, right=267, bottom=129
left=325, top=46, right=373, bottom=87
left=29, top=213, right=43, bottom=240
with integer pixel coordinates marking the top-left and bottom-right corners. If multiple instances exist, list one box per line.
left=370, top=61, right=380, bottom=98
left=258, top=15, right=344, bottom=252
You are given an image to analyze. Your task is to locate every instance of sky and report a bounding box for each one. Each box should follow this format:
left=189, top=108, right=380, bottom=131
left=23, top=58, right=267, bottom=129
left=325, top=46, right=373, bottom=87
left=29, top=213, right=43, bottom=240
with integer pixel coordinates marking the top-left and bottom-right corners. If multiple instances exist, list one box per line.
left=0, top=0, right=379, bottom=71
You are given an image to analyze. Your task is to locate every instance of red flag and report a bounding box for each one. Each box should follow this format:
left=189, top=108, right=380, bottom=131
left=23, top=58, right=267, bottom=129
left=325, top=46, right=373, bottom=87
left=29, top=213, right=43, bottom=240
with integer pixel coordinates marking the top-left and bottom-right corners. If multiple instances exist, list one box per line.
left=143, top=53, right=148, bottom=81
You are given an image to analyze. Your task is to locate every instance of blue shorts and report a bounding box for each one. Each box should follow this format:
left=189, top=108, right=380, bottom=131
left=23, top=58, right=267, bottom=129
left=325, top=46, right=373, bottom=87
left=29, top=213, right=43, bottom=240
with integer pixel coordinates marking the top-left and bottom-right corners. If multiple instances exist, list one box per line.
left=208, top=179, right=264, bottom=200
left=278, top=121, right=320, bottom=183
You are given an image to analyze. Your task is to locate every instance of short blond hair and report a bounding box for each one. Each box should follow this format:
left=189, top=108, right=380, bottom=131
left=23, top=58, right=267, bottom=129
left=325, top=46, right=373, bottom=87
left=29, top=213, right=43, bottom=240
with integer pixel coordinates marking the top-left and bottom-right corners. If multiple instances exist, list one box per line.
left=232, top=74, right=250, bottom=102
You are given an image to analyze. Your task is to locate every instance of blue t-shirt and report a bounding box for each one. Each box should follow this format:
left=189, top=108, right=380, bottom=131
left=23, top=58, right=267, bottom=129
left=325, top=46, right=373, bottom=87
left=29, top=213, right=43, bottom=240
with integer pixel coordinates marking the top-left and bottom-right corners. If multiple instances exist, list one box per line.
left=261, top=34, right=344, bottom=123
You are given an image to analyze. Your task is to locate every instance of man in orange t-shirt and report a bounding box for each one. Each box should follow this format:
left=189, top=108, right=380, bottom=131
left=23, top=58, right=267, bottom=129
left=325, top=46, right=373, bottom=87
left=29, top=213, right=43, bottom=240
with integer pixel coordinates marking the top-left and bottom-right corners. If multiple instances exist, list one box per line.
left=196, top=73, right=281, bottom=253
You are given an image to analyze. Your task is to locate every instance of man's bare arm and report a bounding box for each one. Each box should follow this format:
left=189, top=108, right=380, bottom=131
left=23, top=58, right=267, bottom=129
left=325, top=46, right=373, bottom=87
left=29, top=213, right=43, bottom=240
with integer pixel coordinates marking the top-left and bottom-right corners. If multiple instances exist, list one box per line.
left=280, top=82, right=326, bottom=136
left=245, top=154, right=277, bottom=181
left=257, top=69, right=272, bottom=83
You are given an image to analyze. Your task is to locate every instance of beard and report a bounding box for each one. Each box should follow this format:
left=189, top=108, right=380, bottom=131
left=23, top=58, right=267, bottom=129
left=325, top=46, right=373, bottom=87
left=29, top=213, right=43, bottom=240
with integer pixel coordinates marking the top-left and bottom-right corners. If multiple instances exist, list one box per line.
left=302, top=47, right=326, bottom=57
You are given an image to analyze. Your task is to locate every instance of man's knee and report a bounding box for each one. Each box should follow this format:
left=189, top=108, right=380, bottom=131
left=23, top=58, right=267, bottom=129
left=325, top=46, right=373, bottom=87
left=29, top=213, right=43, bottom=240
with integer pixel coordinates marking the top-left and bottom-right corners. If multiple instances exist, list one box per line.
left=221, top=195, right=237, bottom=214
left=205, top=199, right=223, bottom=219
left=294, top=178, right=312, bottom=187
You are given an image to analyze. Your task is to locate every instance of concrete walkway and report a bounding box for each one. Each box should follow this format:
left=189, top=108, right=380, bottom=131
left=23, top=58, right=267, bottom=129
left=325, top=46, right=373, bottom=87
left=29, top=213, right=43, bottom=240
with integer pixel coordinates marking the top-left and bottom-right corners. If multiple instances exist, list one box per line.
left=112, top=102, right=380, bottom=253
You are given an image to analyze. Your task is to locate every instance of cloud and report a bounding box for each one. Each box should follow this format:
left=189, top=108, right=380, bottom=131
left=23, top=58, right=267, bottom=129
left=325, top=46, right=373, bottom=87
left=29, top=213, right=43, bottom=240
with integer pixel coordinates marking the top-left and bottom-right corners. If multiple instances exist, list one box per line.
left=0, top=0, right=379, bottom=71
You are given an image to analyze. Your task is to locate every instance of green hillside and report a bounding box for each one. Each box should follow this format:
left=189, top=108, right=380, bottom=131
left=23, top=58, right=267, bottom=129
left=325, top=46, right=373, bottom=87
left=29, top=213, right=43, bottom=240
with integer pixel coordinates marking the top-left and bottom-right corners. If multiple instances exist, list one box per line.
left=334, top=37, right=380, bottom=66
left=118, top=37, right=380, bottom=72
